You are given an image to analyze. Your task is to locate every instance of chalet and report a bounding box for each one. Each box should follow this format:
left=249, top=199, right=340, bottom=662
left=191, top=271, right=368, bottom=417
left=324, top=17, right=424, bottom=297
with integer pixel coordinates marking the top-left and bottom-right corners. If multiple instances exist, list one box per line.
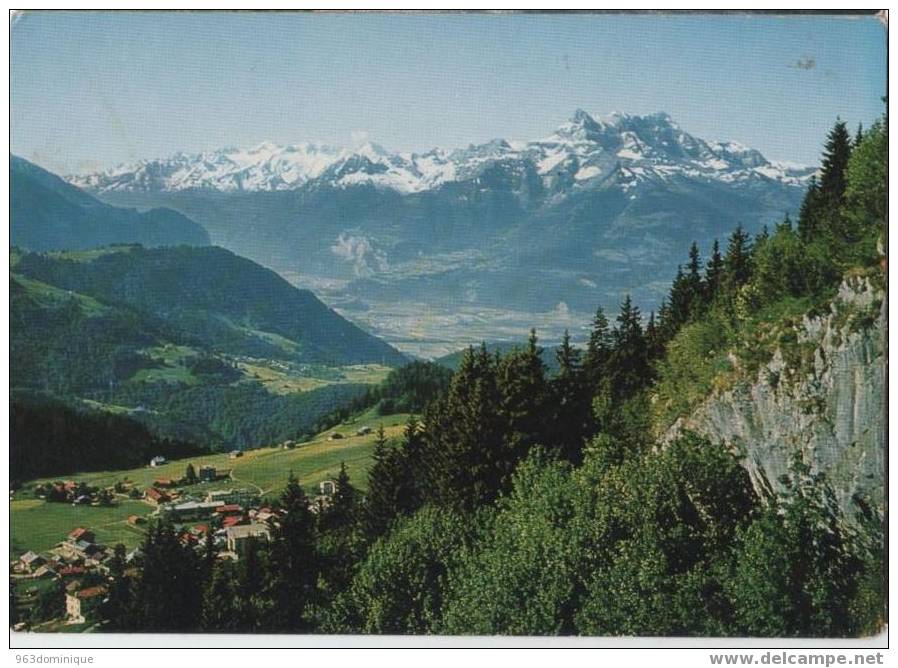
left=63, top=480, right=78, bottom=492
left=153, top=478, right=175, bottom=488
left=149, top=456, right=167, bottom=467
left=57, top=541, right=87, bottom=562
left=199, top=465, right=217, bottom=482
left=254, top=507, right=277, bottom=524
left=319, top=480, right=337, bottom=496
left=355, top=426, right=372, bottom=436
left=33, top=565, right=57, bottom=579
left=221, top=515, right=244, bottom=529
left=215, top=503, right=243, bottom=516
left=58, top=565, right=86, bottom=578
left=328, top=432, right=344, bottom=441
left=16, top=551, right=46, bottom=573
left=73, top=541, right=102, bottom=559
left=144, top=487, right=170, bottom=506
left=67, top=528, right=95, bottom=545
left=65, top=585, right=107, bottom=623
left=228, top=450, right=244, bottom=459
left=225, top=523, right=271, bottom=555
left=127, top=514, right=145, bottom=526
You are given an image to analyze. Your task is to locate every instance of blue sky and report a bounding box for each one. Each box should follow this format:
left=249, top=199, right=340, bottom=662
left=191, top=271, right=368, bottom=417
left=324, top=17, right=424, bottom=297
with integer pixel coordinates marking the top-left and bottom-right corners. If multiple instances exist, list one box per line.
left=11, top=11, right=886, bottom=174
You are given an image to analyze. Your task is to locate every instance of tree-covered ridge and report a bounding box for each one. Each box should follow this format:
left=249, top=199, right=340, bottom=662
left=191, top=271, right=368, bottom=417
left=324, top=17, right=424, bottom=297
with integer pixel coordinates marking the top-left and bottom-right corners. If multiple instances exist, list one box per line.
left=10, top=155, right=211, bottom=251
left=11, top=392, right=202, bottom=483
left=308, top=361, right=454, bottom=433
left=10, top=242, right=414, bottom=460
left=38, top=114, right=887, bottom=636
left=13, top=244, right=407, bottom=366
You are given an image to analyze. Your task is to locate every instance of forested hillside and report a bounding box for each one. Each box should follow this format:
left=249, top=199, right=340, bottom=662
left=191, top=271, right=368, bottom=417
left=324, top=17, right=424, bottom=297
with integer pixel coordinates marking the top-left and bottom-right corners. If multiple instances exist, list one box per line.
left=13, top=245, right=407, bottom=366
left=98, top=115, right=886, bottom=636
left=10, top=244, right=407, bottom=456
left=11, top=393, right=202, bottom=482
left=11, top=155, right=210, bottom=251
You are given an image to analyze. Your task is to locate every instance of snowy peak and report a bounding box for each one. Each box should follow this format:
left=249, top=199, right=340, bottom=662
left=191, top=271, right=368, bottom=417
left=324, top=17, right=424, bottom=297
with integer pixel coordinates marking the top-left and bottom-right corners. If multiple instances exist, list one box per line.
left=68, top=111, right=816, bottom=194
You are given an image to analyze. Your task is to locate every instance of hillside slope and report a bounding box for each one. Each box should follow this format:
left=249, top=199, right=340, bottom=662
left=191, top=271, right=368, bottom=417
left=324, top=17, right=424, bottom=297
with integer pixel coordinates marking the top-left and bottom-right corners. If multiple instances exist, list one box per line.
left=11, top=245, right=406, bottom=453
left=11, top=155, right=210, bottom=251
left=13, top=245, right=407, bottom=366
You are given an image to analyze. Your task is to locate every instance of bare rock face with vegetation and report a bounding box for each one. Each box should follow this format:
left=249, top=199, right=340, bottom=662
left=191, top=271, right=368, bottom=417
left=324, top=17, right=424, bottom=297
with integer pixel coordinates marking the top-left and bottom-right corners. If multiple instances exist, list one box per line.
left=666, top=275, right=885, bottom=515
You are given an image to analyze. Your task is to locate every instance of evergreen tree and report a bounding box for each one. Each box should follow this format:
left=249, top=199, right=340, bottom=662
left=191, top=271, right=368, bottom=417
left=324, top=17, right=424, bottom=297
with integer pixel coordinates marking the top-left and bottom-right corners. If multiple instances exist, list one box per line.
left=608, top=295, right=649, bottom=399
left=687, top=241, right=703, bottom=302
left=185, top=462, right=197, bottom=485
left=201, top=528, right=217, bottom=582
left=841, top=116, right=887, bottom=251
left=424, top=344, right=505, bottom=512
left=131, top=521, right=204, bottom=632
left=234, top=536, right=266, bottom=630
left=777, top=212, right=793, bottom=234
left=644, top=311, right=665, bottom=361
left=201, top=561, right=240, bottom=631
left=497, top=330, right=549, bottom=480
left=723, top=225, right=753, bottom=295
left=264, top=472, right=317, bottom=631
left=704, top=239, right=725, bottom=303
left=551, top=330, right=590, bottom=463
left=667, top=266, right=693, bottom=330
left=322, top=461, right=359, bottom=532
left=363, top=425, right=407, bottom=539
left=819, top=119, right=852, bottom=206
left=318, top=462, right=365, bottom=595
left=583, top=307, right=612, bottom=388
left=798, top=175, right=823, bottom=242
left=99, top=543, right=133, bottom=630
left=394, top=414, right=426, bottom=515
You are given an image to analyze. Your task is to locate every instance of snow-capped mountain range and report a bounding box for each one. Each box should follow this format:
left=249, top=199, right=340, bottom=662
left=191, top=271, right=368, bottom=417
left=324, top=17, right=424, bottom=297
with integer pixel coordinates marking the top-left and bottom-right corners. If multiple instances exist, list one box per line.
left=67, top=110, right=816, bottom=357
left=69, top=110, right=815, bottom=195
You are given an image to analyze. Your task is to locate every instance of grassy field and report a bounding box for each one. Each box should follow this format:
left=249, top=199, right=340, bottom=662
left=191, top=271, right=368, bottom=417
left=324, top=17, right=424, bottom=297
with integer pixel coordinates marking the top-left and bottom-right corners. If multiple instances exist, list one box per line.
left=236, top=361, right=391, bottom=394
left=12, top=273, right=108, bottom=315
left=10, top=498, right=152, bottom=558
left=11, top=409, right=409, bottom=559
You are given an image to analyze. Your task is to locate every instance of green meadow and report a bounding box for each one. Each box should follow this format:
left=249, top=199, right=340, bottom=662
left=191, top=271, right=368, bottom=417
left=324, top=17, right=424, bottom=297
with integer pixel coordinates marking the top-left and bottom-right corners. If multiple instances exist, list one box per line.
left=11, top=410, right=410, bottom=559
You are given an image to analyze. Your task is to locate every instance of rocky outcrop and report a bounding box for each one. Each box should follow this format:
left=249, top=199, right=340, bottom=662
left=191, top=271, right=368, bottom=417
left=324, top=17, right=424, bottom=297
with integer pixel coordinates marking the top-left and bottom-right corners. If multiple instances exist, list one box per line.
left=665, top=276, right=885, bottom=515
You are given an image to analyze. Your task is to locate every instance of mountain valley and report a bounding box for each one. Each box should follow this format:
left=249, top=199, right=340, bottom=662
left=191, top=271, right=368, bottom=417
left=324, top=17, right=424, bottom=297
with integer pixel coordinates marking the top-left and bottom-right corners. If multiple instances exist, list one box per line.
left=71, top=110, right=815, bottom=356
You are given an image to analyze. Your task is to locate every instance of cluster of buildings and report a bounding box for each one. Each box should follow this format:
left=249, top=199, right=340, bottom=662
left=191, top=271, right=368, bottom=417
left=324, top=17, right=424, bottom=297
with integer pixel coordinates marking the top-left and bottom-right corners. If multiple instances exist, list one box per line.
left=32, top=479, right=114, bottom=506
left=13, top=528, right=130, bottom=580
left=13, top=459, right=343, bottom=628
left=11, top=527, right=136, bottom=626
left=142, top=462, right=232, bottom=506
left=151, top=486, right=278, bottom=557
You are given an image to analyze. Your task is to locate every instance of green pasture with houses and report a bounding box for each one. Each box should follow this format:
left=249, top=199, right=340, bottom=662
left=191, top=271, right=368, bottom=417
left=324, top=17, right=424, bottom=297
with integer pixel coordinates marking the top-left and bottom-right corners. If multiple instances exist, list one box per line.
left=10, top=410, right=410, bottom=559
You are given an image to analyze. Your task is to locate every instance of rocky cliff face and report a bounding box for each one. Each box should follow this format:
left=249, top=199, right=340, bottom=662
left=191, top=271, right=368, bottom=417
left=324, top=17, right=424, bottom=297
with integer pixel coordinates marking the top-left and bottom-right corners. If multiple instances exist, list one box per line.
left=665, top=276, right=885, bottom=515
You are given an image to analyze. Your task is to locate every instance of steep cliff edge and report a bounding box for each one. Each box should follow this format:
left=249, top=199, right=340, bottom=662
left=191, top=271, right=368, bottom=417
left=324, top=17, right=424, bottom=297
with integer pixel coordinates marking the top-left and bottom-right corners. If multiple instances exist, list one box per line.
left=664, top=275, right=885, bottom=515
